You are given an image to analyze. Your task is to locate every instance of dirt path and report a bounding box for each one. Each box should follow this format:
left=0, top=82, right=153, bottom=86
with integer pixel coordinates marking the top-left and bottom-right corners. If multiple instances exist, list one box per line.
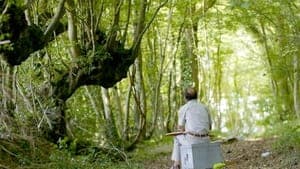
left=221, top=139, right=299, bottom=169
left=143, top=139, right=299, bottom=169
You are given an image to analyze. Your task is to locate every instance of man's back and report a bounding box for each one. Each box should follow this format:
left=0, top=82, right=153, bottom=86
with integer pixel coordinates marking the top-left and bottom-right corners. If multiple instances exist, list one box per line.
left=179, top=99, right=211, bottom=134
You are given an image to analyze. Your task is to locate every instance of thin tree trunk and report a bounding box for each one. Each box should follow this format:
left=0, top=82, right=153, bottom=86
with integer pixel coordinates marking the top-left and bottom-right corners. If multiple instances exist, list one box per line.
left=101, top=87, right=120, bottom=146
left=0, top=63, right=14, bottom=133
left=84, top=86, right=102, bottom=134
left=126, top=0, right=148, bottom=150
left=127, top=72, right=146, bottom=150
left=214, top=42, right=222, bottom=131
left=166, top=72, right=172, bottom=132
left=134, top=54, right=147, bottom=138
left=123, top=83, right=132, bottom=141
left=287, top=1, right=300, bottom=118
left=294, top=52, right=300, bottom=118
left=66, top=0, right=80, bottom=58
left=106, top=0, right=122, bottom=49
left=3, top=66, right=15, bottom=117
left=190, top=4, right=199, bottom=91
left=147, top=53, right=163, bottom=138
left=147, top=2, right=173, bottom=136
left=130, top=66, right=140, bottom=130
left=101, top=87, right=112, bottom=120
left=188, top=0, right=217, bottom=91
left=44, top=0, right=67, bottom=37
left=113, top=86, right=124, bottom=132
left=121, top=0, right=132, bottom=45
left=24, top=0, right=32, bottom=25
left=260, top=23, right=279, bottom=99
left=214, top=12, right=223, bottom=130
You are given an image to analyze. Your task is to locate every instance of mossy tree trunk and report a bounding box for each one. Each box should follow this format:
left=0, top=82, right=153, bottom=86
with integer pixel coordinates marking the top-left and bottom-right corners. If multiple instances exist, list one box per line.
left=0, top=0, right=165, bottom=143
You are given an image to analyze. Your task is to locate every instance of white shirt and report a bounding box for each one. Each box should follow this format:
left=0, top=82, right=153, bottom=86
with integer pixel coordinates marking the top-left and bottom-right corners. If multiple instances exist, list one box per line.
left=178, top=99, right=211, bottom=134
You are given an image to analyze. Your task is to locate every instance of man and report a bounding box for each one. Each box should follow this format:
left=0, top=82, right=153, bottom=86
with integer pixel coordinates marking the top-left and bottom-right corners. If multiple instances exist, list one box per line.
left=170, top=87, right=212, bottom=169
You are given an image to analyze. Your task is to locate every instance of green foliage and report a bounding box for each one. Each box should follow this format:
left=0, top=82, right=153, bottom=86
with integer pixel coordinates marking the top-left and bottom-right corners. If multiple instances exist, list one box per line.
left=57, top=137, right=77, bottom=153
left=65, top=86, right=103, bottom=143
left=86, top=45, right=111, bottom=65
left=49, top=141, right=132, bottom=169
left=47, top=149, right=124, bottom=169
left=213, top=162, right=226, bottom=169
left=0, top=136, right=134, bottom=169
left=0, top=137, right=55, bottom=168
left=1, top=0, right=299, bottom=168
left=270, top=120, right=300, bottom=151
left=179, top=40, right=193, bottom=88
left=209, top=130, right=225, bottom=141
left=0, top=3, right=47, bottom=65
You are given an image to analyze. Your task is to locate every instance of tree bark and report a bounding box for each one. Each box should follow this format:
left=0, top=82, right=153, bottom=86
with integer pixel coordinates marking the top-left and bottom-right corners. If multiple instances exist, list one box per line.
left=66, top=0, right=80, bottom=58
left=101, top=87, right=120, bottom=146
left=125, top=0, right=148, bottom=150
left=123, top=83, right=132, bottom=141
left=113, top=86, right=124, bottom=133
left=134, top=53, right=147, bottom=138
left=1, top=0, right=167, bottom=144
left=294, top=49, right=300, bottom=118
left=43, top=0, right=80, bottom=141
left=44, top=0, right=67, bottom=37
left=24, top=0, right=32, bottom=25
left=2, top=66, right=15, bottom=117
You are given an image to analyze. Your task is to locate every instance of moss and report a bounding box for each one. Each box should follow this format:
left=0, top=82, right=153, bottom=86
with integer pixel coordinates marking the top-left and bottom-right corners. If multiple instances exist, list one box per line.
left=0, top=4, right=45, bottom=65
left=5, top=25, right=45, bottom=65
left=1, top=4, right=27, bottom=40
left=0, top=3, right=66, bottom=66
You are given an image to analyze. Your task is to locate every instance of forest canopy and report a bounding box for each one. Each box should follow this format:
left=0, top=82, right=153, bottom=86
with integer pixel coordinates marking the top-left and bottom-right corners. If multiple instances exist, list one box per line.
left=0, top=0, right=299, bottom=168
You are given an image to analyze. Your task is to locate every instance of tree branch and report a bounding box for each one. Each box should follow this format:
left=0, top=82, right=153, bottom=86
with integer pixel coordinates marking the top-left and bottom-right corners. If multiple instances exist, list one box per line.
left=44, top=0, right=67, bottom=37
left=194, top=0, right=217, bottom=22
left=132, top=0, right=168, bottom=54
left=106, top=0, right=123, bottom=49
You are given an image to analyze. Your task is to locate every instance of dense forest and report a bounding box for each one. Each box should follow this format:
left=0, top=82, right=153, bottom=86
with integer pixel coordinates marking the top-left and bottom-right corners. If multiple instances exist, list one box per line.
left=0, top=0, right=299, bottom=168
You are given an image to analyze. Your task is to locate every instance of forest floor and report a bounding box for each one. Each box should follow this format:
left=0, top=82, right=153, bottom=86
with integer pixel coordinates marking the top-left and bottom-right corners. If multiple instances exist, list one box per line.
left=138, top=138, right=299, bottom=169
left=0, top=136, right=299, bottom=169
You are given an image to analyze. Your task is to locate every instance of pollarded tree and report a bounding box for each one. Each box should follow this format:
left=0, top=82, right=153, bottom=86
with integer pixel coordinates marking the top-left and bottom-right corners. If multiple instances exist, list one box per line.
left=0, top=0, right=167, bottom=143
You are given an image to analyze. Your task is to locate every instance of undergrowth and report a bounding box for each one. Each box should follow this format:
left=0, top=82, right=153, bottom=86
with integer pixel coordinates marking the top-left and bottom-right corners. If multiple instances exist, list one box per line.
left=0, top=135, right=173, bottom=169
left=2, top=126, right=298, bottom=169
left=268, top=119, right=300, bottom=152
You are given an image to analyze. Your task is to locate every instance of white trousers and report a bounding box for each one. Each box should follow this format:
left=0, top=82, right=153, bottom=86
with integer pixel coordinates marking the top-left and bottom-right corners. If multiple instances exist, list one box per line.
left=171, top=134, right=210, bottom=161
